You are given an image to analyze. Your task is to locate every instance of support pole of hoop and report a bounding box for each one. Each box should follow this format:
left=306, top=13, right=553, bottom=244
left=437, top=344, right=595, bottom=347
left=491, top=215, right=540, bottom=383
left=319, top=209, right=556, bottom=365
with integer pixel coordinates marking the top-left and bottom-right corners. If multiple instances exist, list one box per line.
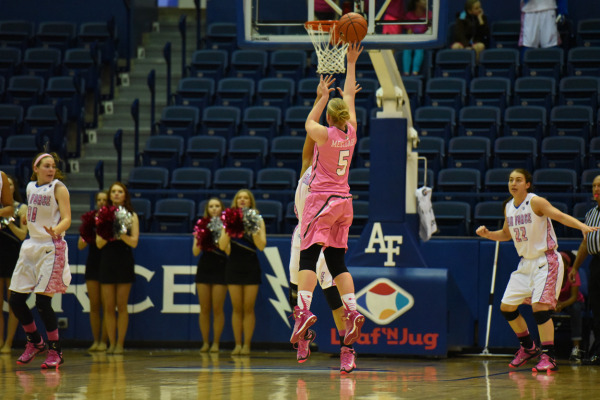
left=481, top=240, right=500, bottom=355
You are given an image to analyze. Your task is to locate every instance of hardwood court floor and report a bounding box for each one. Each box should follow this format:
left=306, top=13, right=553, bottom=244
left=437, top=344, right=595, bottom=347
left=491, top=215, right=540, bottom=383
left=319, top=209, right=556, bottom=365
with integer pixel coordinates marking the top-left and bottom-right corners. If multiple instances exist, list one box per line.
left=0, top=349, right=598, bottom=399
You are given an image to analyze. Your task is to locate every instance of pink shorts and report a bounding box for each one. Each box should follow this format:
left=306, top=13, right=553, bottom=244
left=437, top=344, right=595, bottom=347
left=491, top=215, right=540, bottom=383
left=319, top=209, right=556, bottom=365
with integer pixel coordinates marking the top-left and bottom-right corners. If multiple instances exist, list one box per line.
left=300, top=192, right=353, bottom=251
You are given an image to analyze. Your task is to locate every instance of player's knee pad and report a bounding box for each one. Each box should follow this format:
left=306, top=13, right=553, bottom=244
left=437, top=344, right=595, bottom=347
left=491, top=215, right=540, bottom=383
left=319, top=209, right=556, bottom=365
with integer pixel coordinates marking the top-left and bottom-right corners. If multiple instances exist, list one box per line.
left=299, top=244, right=322, bottom=272
left=323, top=286, right=343, bottom=311
left=35, top=294, right=58, bottom=331
left=533, top=310, right=553, bottom=326
left=501, top=309, right=520, bottom=322
left=289, top=283, right=298, bottom=308
left=9, top=291, right=34, bottom=325
left=323, top=247, right=348, bottom=278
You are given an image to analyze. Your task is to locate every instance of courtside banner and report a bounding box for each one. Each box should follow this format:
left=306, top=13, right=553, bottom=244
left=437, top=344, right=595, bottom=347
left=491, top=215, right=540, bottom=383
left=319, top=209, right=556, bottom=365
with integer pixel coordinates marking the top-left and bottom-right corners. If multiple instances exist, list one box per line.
left=26, top=235, right=447, bottom=356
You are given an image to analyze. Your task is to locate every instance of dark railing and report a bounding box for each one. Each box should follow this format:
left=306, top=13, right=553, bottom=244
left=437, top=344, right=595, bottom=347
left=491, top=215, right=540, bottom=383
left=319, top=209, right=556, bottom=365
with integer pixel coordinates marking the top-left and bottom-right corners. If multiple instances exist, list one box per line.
left=94, top=160, right=104, bottom=190
left=147, top=69, right=156, bottom=135
left=194, top=0, right=202, bottom=50
left=131, top=99, right=140, bottom=167
left=114, top=129, right=123, bottom=182
left=163, top=42, right=172, bottom=106
left=178, top=15, right=187, bottom=79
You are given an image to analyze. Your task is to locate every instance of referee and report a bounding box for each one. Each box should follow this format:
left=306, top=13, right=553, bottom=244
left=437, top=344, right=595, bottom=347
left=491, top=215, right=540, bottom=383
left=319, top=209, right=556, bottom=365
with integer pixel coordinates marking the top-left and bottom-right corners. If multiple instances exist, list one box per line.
left=570, top=175, right=600, bottom=364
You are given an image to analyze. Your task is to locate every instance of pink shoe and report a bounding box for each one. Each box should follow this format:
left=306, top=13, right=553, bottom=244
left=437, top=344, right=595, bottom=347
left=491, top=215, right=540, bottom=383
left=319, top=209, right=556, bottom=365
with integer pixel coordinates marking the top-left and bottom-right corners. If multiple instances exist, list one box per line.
left=41, top=349, right=64, bottom=369
left=16, top=341, right=47, bottom=365
left=295, top=329, right=316, bottom=363
left=343, top=310, right=365, bottom=346
left=532, top=353, right=558, bottom=373
left=290, top=306, right=317, bottom=344
left=340, top=346, right=356, bottom=374
left=509, top=345, right=541, bottom=368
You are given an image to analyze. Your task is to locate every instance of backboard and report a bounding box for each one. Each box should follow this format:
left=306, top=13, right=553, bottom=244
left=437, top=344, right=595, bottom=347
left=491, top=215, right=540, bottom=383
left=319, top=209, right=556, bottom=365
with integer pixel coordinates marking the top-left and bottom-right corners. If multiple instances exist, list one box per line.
left=237, top=0, right=447, bottom=50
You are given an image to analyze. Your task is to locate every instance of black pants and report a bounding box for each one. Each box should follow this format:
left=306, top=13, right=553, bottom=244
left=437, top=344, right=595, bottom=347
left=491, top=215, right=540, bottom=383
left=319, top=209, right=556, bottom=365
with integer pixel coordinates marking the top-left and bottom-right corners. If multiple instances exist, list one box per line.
left=589, top=256, right=600, bottom=354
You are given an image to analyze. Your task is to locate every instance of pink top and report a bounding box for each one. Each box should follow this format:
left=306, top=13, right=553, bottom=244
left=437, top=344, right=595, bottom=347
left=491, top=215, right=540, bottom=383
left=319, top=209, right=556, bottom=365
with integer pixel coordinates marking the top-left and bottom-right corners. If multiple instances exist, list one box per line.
left=383, top=0, right=405, bottom=20
left=315, top=0, right=335, bottom=13
left=404, top=10, right=431, bottom=34
left=309, top=123, right=357, bottom=194
left=559, top=266, right=585, bottom=303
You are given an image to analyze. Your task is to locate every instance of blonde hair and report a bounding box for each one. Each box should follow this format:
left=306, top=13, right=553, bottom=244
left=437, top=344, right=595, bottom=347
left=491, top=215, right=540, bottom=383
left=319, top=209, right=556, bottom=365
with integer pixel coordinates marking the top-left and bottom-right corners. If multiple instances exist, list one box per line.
left=204, top=197, right=224, bottom=218
left=231, top=189, right=256, bottom=210
left=327, top=98, right=350, bottom=127
left=31, top=152, right=65, bottom=181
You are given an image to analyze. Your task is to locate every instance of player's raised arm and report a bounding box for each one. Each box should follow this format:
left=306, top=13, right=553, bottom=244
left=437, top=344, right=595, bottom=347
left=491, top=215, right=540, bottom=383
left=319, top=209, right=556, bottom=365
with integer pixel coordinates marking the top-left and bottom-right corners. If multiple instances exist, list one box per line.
left=305, top=74, right=335, bottom=146
left=343, top=42, right=363, bottom=131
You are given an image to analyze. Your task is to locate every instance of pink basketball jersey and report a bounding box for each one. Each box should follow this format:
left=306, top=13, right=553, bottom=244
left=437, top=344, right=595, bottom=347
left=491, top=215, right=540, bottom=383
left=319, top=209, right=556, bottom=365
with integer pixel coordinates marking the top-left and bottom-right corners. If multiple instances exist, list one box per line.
left=309, top=123, right=357, bottom=194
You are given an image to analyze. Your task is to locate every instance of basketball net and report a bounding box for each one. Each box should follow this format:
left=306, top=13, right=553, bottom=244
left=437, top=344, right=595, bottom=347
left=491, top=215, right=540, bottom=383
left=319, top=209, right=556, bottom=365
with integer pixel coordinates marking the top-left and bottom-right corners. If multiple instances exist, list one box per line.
left=305, top=21, right=349, bottom=75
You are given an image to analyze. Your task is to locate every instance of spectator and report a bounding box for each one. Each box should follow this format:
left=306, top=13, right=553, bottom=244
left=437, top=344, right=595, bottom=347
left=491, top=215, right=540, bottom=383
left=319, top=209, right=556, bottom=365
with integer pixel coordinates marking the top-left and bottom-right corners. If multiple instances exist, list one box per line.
left=519, top=0, right=560, bottom=57
left=402, top=0, right=431, bottom=76
left=451, top=0, right=489, bottom=61
left=556, top=251, right=585, bottom=362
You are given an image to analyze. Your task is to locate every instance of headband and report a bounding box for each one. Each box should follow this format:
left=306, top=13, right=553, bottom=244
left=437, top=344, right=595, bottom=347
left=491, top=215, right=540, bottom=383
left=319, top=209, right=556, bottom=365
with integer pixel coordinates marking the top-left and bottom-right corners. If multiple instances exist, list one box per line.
left=34, top=153, right=52, bottom=167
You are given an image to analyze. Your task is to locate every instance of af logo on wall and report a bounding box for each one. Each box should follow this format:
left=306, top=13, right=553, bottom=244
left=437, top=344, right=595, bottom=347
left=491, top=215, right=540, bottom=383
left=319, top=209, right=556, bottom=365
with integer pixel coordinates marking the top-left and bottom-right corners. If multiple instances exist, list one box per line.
left=356, top=278, right=414, bottom=325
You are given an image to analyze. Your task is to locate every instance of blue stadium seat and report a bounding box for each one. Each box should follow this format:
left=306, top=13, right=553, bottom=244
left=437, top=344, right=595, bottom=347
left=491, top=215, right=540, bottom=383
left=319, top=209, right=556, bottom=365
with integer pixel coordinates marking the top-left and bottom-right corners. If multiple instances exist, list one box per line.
left=230, top=49, right=268, bottom=81
left=533, top=168, right=578, bottom=208
left=414, top=106, right=455, bottom=141
left=77, top=21, right=117, bottom=99
left=447, top=136, right=491, bottom=173
left=216, top=77, right=255, bottom=109
left=355, top=51, right=377, bottom=80
left=156, top=106, right=199, bottom=143
left=541, top=136, right=585, bottom=174
left=473, top=201, right=505, bottom=229
left=23, top=104, right=68, bottom=155
left=152, top=198, right=196, bottom=233
left=22, top=47, right=62, bottom=80
left=131, top=198, right=152, bottom=232
left=437, top=168, right=481, bottom=206
left=269, top=50, right=307, bottom=82
left=577, top=19, right=600, bottom=47
left=416, top=136, right=445, bottom=175
left=0, top=104, right=23, bottom=142
left=242, top=106, right=281, bottom=140
left=206, top=22, right=238, bottom=52
left=434, top=49, right=475, bottom=83
left=128, top=166, right=169, bottom=190
left=418, top=168, right=435, bottom=189
left=185, top=135, right=226, bottom=170
left=169, top=167, right=212, bottom=203
left=567, top=47, right=600, bottom=77
left=213, top=167, right=254, bottom=190
left=257, top=78, right=295, bottom=109
left=284, top=201, right=297, bottom=234
left=227, top=136, right=268, bottom=172
left=1, top=134, right=39, bottom=171
left=432, top=201, right=471, bottom=236
left=173, top=77, right=215, bottom=113
left=503, top=105, right=547, bottom=143
left=256, top=168, right=296, bottom=190
left=62, top=48, right=99, bottom=127
left=478, top=48, right=519, bottom=82
left=581, top=169, right=600, bottom=193
left=589, top=137, right=600, bottom=169
left=45, top=76, right=84, bottom=122
left=469, top=77, right=511, bottom=112
left=355, top=106, right=368, bottom=137
left=349, top=168, right=369, bottom=200
left=36, top=21, right=77, bottom=54
left=353, top=78, right=378, bottom=110
left=522, top=48, right=564, bottom=81
left=296, top=78, right=319, bottom=107
left=284, top=106, right=311, bottom=136
left=558, top=77, right=599, bottom=111
left=0, top=20, right=34, bottom=51
left=424, top=77, right=466, bottom=113
left=201, top=106, right=240, bottom=140
left=457, top=106, right=501, bottom=140
left=356, top=137, right=371, bottom=168
left=6, top=75, right=45, bottom=110
left=351, top=200, right=370, bottom=235
left=0, top=47, right=21, bottom=80
left=493, top=136, right=537, bottom=171
left=549, top=105, right=593, bottom=143
left=142, top=136, right=184, bottom=172
left=513, top=77, right=556, bottom=113
left=255, top=199, right=283, bottom=234
left=188, top=49, right=228, bottom=81
left=490, top=20, right=520, bottom=49
left=484, top=168, right=512, bottom=197
left=402, top=77, right=423, bottom=112
left=270, top=136, right=304, bottom=172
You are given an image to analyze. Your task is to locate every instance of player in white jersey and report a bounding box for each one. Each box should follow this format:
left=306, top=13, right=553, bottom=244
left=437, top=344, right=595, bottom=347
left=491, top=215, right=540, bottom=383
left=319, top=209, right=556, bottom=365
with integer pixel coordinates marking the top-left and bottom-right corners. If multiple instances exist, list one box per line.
left=0, top=171, right=15, bottom=218
left=519, top=0, right=559, bottom=49
left=476, top=168, right=597, bottom=373
left=8, top=153, right=71, bottom=369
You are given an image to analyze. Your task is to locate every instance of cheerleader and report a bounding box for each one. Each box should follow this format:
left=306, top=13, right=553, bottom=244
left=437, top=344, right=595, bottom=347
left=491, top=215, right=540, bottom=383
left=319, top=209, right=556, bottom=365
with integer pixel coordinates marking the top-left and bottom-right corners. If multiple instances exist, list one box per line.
left=8, top=153, right=71, bottom=369
left=78, top=191, right=109, bottom=352
left=218, top=189, right=267, bottom=355
left=193, top=197, right=227, bottom=353
left=96, top=182, right=139, bottom=355
left=0, top=174, right=27, bottom=353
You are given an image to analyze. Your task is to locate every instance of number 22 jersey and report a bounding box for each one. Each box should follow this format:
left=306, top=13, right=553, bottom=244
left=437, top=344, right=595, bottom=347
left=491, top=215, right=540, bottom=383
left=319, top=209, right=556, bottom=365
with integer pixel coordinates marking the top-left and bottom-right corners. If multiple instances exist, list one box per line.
left=505, top=193, right=558, bottom=259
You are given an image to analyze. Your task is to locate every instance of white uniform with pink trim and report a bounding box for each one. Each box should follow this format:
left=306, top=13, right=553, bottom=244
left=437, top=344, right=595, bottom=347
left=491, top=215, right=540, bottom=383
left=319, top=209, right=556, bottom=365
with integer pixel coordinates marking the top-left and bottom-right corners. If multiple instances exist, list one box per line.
left=501, top=193, right=564, bottom=307
left=10, top=179, right=71, bottom=294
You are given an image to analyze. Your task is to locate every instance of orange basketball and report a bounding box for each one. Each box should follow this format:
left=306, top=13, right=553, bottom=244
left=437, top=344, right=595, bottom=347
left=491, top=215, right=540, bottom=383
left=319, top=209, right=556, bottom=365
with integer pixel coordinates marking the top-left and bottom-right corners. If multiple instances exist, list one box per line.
left=337, top=12, right=368, bottom=43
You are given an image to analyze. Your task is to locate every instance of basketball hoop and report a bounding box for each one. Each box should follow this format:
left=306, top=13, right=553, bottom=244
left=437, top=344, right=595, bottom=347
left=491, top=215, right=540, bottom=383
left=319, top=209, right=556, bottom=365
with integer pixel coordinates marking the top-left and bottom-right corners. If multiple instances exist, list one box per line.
left=305, top=20, right=349, bottom=75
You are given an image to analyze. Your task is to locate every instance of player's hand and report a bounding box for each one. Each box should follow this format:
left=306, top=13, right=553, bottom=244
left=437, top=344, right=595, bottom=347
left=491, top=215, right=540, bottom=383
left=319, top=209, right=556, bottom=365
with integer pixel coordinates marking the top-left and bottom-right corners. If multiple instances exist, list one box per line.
left=44, top=226, right=61, bottom=240
left=336, top=83, right=362, bottom=97
left=475, top=225, right=489, bottom=238
left=581, top=224, right=599, bottom=239
left=568, top=268, right=577, bottom=283
left=318, top=74, right=335, bottom=97
left=346, top=41, right=363, bottom=64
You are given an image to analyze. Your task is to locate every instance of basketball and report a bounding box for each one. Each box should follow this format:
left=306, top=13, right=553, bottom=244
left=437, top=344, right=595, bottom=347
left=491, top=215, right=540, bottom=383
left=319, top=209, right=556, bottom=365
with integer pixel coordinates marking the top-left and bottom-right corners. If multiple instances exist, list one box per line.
left=337, top=12, right=368, bottom=43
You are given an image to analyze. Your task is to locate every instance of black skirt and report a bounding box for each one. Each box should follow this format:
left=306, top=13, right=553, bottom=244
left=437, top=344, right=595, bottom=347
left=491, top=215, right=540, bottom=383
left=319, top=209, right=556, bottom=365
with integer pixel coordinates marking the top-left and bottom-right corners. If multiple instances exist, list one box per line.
left=225, top=238, right=262, bottom=285
left=195, top=250, right=227, bottom=285
left=99, top=240, right=136, bottom=284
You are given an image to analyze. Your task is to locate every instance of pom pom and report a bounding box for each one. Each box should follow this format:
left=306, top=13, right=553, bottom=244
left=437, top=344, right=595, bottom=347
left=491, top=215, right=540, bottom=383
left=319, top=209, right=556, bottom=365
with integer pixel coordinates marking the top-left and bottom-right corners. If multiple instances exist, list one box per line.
left=243, top=208, right=263, bottom=235
left=79, top=210, right=97, bottom=244
left=114, top=206, right=133, bottom=239
left=0, top=216, right=15, bottom=228
left=221, top=207, right=245, bottom=238
left=193, top=216, right=222, bottom=251
left=96, top=205, right=118, bottom=241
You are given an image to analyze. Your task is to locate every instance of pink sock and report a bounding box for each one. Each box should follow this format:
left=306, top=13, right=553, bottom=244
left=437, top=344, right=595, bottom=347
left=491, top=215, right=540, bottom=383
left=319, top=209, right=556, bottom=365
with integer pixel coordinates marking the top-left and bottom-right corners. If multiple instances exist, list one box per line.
left=47, top=329, right=59, bottom=341
left=297, top=291, right=313, bottom=310
left=22, top=322, right=37, bottom=334
left=341, top=293, right=357, bottom=311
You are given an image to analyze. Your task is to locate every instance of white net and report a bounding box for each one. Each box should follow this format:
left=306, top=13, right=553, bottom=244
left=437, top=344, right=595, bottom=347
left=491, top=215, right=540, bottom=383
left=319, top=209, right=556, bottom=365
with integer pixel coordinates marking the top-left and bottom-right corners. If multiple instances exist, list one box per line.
left=305, top=22, right=349, bottom=75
